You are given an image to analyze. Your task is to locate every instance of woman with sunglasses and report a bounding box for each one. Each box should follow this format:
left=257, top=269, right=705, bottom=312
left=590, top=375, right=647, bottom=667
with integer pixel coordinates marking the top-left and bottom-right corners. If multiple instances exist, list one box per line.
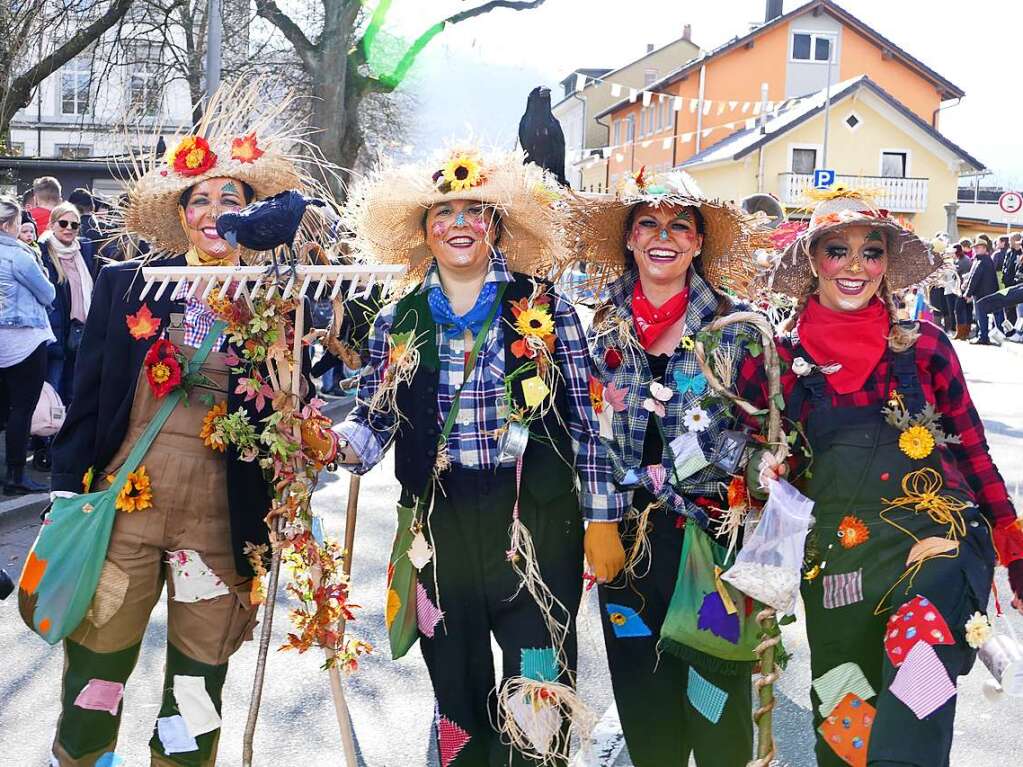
left=39, top=201, right=94, bottom=410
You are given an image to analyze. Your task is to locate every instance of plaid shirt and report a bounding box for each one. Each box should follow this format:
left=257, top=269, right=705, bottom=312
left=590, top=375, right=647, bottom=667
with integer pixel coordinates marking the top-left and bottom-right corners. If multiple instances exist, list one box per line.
left=588, top=269, right=758, bottom=509
left=340, top=252, right=628, bottom=522
left=735, top=321, right=1023, bottom=564
left=171, top=281, right=228, bottom=349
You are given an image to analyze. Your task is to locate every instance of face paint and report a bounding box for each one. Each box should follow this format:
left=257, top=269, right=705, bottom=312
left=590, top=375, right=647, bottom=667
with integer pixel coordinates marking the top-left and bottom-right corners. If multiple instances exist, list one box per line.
left=659, top=229, right=669, bottom=241
left=221, top=181, right=240, bottom=197
left=471, top=218, right=487, bottom=236
left=813, top=225, right=888, bottom=312
left=454, top=211, right=466, bottom=227
left=431, top=221, right=448, bottom=238
left=866, top=229, right=884, bottom=243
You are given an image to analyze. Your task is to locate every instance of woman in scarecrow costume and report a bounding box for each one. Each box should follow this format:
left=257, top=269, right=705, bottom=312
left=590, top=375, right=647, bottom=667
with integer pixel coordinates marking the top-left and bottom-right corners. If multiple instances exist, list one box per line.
left=736, top=189, right=1023, bottom=767
left=338, top=148, right=626, bottom=766
left=45, top=84, right=327, bottom=766
left=567, top=169, right=764, bottom=766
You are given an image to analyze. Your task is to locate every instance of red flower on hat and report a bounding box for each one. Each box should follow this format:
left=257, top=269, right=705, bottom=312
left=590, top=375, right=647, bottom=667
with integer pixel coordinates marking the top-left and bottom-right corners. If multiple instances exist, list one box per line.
left=167, top=136, right=217, bottom=177
left=769, top=220, right=807, bottom=250
left=231, top=132, right=264, bottom=164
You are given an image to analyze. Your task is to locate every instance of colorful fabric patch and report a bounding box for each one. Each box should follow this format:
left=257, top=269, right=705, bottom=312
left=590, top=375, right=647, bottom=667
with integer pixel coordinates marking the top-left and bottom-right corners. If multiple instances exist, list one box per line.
left=817, top=693, right=874, bottom=767
left=437, top=713, right=471, bottom=767
left=386, top=588, right=401, bottom=629
left=416, top=582, right=443, bottom=639
left=885, top=595, right=954, bottom=666
left=95, top=754, right=125, bottom=767
left=888, top=641, right=957, bottom=719
left=166, top=549, right=229, bottom=603
left=812, top=662, right=876, bottom=718
left=697, top=591, right=740, bottom=644
left=687, top=667, right=728, bottom=724
left=73, top=679, right=124, bottom=715
left=173, top=675, right=221, bottom=737
left=126, top=303, right=161, bottom=340
left=506, top=688, right=561, bottom=756
left=88, top=560, right=130, bottom=628
left=647, top=464, right=667, bottom=493
left=157, top=714, right=199, bottom=754
left=521, top=647, right=559, bottom=683
left=605, top=603, right=652, bottom=638
left=822, top=569, right=863, bottom=609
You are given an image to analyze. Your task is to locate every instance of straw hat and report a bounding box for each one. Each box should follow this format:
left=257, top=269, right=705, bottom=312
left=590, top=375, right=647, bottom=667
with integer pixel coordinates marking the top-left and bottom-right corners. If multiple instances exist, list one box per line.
left=123, top=80, right=310, bottom=257
left=769, top=188, right=940, bottom=296
left=562, top=169, right=766, bottom=299
left=342, top=147, right=564, bottom=280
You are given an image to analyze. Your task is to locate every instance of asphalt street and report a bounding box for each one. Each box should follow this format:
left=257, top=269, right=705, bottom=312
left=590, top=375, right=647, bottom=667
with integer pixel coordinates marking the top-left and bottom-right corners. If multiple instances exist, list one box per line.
left=1, top=337, right=1021, bottom=766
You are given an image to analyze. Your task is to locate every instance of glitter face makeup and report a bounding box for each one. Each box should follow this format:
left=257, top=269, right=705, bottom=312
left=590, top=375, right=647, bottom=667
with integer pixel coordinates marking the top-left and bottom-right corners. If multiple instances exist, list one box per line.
left=812, top=224, right=888, bottom=311
left=424, top=198, right=499, bottom=276
left=626, top=203, right=703, bottom=291
left=181, top=177, right=246, bottom=259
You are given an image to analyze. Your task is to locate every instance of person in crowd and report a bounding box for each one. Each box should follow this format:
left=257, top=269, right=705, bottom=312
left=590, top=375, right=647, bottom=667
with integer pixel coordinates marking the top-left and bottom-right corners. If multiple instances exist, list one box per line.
left=963, top=238, right=1000, bottom=345
left=993, top=235, right=1010, bottom=273
left=44, top=102, right=329, bottom=765
left=22, top=188, right=36, bottom=211
left=736, top=189, right=1023, bottom=767
left=68, top=188, right=105, bottom=272
left=951, top=243, right=974, bottom=339
left=568, top=169, right=762, bottom=766
left=338, top=147, right=622, bottom=766
left=29, top=176, right=62, bottom=234
left=39, top=201, right=95, bottom=408
left=1004, top=233, right=1022, bottom=338
left=940, top=258, right=966, bottom=337
left=0, top=196, right=55, bottom=495
left=19, top=214, right=40, bottom=251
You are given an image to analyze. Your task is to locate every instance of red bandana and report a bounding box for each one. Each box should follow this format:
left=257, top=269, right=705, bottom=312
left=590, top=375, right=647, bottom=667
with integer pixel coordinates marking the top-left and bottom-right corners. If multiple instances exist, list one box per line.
left=798, top=296, right=890, bottom=395
left=632, top=280, right=690, bottom=350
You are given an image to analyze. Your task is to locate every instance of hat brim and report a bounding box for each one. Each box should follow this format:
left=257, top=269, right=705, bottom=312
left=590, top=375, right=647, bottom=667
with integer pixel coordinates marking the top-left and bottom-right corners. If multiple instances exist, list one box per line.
left=771, top=218, right=940, bottom=295
left=563, top=192, right=766, bottom=300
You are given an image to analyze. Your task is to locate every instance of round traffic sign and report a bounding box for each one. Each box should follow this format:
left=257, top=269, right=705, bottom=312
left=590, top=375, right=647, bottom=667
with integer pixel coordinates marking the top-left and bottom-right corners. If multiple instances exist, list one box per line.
left=999, top=191, right=1023, bottom=214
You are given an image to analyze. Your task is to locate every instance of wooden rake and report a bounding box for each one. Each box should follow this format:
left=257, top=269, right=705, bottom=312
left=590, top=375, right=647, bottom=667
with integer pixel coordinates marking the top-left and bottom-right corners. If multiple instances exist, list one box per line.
left=140, top=263, right=403, bottom=766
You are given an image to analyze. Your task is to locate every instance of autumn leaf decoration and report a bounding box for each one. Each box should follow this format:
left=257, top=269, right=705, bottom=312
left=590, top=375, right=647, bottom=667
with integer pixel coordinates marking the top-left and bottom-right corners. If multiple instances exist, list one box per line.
left=126, top=304, right=161, bottom=340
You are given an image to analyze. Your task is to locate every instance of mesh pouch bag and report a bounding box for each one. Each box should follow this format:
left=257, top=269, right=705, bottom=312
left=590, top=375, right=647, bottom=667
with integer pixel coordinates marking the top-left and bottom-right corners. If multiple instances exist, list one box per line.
left=722, top=478, right=814, bottom=615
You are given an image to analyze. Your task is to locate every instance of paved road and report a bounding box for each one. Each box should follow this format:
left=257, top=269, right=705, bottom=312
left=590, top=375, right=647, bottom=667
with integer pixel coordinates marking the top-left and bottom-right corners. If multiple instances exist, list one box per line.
left=1, top=338, right=1021, bottom=766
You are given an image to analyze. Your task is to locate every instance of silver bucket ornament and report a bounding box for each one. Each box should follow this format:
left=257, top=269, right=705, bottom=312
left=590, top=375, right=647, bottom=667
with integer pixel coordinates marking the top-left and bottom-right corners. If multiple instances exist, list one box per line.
left=980, top=631, right=1023, bottom=699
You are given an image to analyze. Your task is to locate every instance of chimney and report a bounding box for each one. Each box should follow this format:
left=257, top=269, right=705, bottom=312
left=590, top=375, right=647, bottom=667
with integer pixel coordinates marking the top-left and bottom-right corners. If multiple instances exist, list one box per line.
left=647, top=43, right=655, bottom=53
left=765, top=0, right=784, bottom=22
left=682, top=24, right=692, bottom=41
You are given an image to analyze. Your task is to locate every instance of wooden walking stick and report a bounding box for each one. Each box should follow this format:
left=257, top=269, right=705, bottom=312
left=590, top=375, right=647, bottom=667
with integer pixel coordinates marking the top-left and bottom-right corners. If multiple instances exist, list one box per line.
left=695, top=311, right=789, bottom=767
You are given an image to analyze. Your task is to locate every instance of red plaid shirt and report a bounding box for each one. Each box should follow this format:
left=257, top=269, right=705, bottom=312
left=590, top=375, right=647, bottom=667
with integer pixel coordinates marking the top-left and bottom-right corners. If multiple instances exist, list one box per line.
left=736, top=321, right=1023, bottom=565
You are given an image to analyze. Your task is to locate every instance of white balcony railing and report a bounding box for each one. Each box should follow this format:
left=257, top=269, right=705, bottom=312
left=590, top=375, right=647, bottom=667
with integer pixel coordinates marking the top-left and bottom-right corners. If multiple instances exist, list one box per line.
left=778, top=173, right=929, bottom=212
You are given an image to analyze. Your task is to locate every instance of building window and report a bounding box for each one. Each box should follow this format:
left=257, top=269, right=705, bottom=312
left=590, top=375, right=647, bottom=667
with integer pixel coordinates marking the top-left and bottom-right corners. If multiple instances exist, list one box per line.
left=61, top=55, right=93, bottom=115
left=56, top=144, right=92, bottom=159
left=792, top=147, right=818, bottom=174
left=127, top=41, right=162, bottom=117
left=663, top=99, right=672, bottom=131
left=655, top=103, right=662, bottom=132
left=644, top=69, right=657, bottom=86
left=844, top=113, right=861, bottom=130
left=791, top=32, right=835, bottom=62
left=881, top=151, right=908, bottom=178
left=613, top=120, right=622, bottom=147
left=640, top=108, right=647, bottom=137
left=626, top=115, right=635, bottom=142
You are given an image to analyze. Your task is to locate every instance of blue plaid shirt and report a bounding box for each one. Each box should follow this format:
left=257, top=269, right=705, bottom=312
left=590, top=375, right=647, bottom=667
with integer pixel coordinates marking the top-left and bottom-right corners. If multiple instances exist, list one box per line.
left=340, top=252, right=628, bottom=522
left=588, top=269, right=758, bottom=508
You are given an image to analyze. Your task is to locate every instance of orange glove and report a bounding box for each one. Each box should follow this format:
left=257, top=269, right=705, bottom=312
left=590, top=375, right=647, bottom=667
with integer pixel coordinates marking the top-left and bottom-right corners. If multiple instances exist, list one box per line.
left=585, top=521, right=626, bottom=585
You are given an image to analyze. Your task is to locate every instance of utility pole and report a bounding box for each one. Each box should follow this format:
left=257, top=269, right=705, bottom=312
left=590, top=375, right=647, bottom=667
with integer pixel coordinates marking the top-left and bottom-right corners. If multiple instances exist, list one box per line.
left=821, top=37, right=834, bottom=169
left=205, top=0, right=223, bottom=103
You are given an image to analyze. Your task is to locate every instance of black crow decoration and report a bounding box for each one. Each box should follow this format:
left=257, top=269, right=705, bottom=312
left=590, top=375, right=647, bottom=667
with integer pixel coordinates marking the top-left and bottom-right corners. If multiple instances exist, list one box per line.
left=518, top=86, right=569, bottom=187
left=216, top=190, right=325, bottom=252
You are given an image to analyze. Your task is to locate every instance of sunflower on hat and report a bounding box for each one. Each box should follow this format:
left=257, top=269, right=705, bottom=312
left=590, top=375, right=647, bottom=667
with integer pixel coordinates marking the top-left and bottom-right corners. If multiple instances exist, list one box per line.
left=434, top=151, right=486, bottom=193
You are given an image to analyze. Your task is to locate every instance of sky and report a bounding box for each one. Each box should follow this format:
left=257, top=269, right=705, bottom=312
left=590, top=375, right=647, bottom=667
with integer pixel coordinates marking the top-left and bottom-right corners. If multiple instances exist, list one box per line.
left=379, top=0, right=1023, bottom=187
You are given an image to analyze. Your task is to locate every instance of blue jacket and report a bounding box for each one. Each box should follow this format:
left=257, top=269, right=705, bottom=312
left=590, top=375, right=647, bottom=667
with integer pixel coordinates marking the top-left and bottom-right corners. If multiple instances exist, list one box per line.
left=0, top=231, right=55, bottom=329
left=41, top=238, right=94, bottom=359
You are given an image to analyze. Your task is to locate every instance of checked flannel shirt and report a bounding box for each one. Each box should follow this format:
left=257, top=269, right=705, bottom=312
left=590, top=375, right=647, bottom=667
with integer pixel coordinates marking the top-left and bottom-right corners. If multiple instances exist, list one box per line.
left=735, top=320, right=1023, bottom=566
left=588, top=268, right=758, bottom=514
left=339, top=251, right=629, bottom=522
left=171, top=281, right=228, bottom=349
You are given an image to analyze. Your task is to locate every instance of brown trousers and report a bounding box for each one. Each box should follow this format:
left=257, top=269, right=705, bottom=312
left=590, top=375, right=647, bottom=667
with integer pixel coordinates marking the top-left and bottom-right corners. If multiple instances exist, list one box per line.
left=54, top=329, right=258, bottom=767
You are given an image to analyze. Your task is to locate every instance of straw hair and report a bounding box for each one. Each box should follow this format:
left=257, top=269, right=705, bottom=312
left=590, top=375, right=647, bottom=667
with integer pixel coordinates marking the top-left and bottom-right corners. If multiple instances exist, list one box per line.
left=342, top=148, right=565, bottom=281
left=561, top=170, right=767, bottom=300
left=770, top=192, right=940, bottom=296
left=121, top=78, right=337, bottom=259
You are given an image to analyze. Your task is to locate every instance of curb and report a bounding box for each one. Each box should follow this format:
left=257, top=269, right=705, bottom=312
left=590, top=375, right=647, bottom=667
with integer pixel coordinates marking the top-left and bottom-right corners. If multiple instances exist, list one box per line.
left=0, top=492, right=48, bottom=527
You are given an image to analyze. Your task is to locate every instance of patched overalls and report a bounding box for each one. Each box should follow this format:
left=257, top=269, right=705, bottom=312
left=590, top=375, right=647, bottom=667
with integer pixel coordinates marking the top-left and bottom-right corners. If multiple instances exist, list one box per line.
left=793, top=347, right=995, bottom=767
left=53, top=324, right=258, bottom=767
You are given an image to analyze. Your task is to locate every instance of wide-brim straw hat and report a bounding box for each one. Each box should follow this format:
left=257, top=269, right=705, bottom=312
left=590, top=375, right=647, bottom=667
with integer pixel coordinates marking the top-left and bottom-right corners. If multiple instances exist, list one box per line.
left=769, top=188, right=940, bottom=296
left=123, top=79, right=314, bottom=257
left=562, top=169, right=766, bottom=300
left=342, top=147, right=564, bottom=281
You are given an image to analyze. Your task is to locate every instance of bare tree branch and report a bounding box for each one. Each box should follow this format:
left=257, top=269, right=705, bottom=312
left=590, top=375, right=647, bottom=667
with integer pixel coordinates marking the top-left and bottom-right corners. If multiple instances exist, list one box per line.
left=254, top=0, right=319, bottom=72
left=446, top=0, right=548, bottom=24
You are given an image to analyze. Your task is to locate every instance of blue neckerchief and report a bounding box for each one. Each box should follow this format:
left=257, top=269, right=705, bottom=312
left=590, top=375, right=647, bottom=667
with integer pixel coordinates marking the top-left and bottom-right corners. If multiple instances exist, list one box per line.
left=427, top=280, right=499, bottom=336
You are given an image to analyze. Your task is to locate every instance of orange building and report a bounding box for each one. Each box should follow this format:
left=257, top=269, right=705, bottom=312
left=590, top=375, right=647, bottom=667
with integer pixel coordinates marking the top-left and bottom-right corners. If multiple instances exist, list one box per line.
left=596, top=0, right=964, bottom=189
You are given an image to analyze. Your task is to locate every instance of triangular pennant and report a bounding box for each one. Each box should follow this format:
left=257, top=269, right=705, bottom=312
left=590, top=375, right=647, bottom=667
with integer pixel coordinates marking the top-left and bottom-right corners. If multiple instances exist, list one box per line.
left=642, top=90, right=652, bottom=106
left=673, top=96, right=683, bottom=112
left=728, top=100, right=738, bottom=110
left=610, top=83, right=622, bottom=97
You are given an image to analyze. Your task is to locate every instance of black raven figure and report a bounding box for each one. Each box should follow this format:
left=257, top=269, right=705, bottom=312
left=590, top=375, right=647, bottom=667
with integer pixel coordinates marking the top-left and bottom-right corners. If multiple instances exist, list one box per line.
left=518, top=86, right=569, bottom=187
left=216, top=190, right=325, bottom=253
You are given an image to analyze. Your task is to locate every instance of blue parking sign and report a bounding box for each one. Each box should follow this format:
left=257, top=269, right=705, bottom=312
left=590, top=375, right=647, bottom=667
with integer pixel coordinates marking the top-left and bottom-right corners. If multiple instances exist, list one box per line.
left=813, top=169, right=836, bottom=188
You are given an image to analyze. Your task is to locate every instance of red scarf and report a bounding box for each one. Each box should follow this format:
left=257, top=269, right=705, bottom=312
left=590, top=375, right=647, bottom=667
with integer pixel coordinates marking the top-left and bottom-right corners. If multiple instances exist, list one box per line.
left=798, top=296, right=890, bottom=395
left=632, top=280, right=689, bottom=350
